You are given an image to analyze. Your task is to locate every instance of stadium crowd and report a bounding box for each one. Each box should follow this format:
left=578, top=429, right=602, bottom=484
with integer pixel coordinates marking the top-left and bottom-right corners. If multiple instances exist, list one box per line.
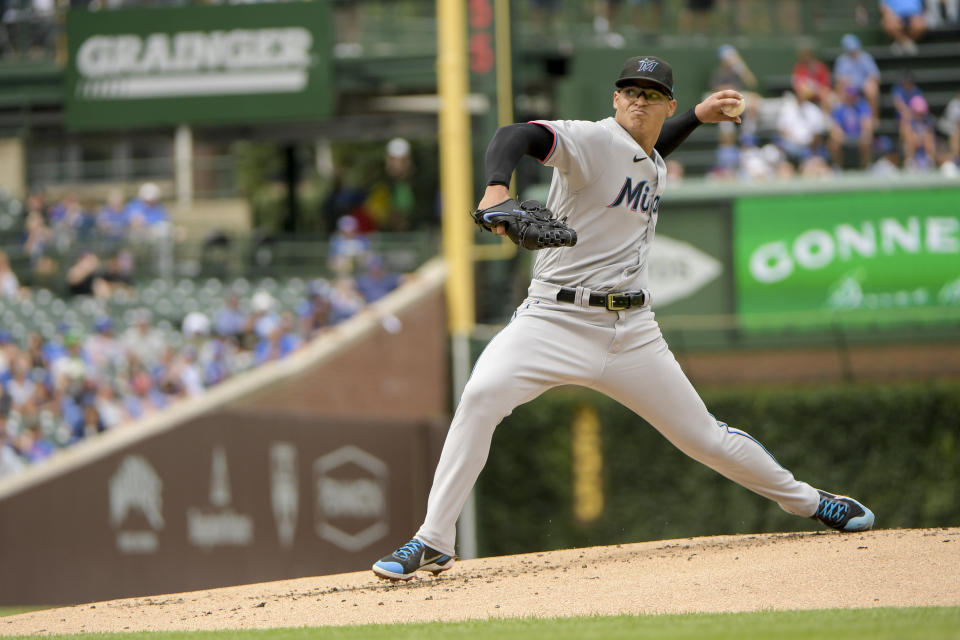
left=706, top=25, right=960, bottom=181
left=0, top=185, right=402, bottom=478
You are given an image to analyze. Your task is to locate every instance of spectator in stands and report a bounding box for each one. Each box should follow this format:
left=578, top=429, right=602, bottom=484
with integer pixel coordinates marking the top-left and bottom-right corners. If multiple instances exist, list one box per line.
left=18, top=424, right=54, bottom=464
left=366, top=137, right=419, bottom=231
left=711, top=127, right=741, bottom=181
left=941, top=90, right=960, bottom=162
left=0, top=414, right=26, bottom=478
left=329, top=277, right=367, bottom=323
left=892, top=71, right=925, bottom=126
left=199, top=336, right=235, bottom=387
left=84, top=317, right=125, bottom=374
left=355, top=256, right=401, bottom=303
left=97, top=189, right=129, bottom=242
left=6, top=356, right=36, bottom=410
left=777, top=83, right=829, bottom=168
left=22, top=208, right=53, bottom=269
left=250, top=291, right=280, bottom=343
left=901, top=95, right=937, bottom=170
left=93, top=384, right=126, bottom=431
left=120, top=308, right=164, bottom=367
left=322, top=169, right=374, bottom=235
left=0, top=251, right=19, bottom=299
left=99, top=249, right=135, bottom=295
left=213, top=292, right=248, bottom=344
left=75, top=403, right=103, bottom=440
left=711, top=44, right=758, bottom=92
left=254, top=312, right=301, bottom=365
left=880, top=0, right=926, bottom=55
left=65, top=251, right=102, bottom=297
left=791, top=43, right=833, bottom=108
left=829, top=85, right=876, bottom=169
left=125, top=182, right=169, bottom=231
left=298, top=279, right=333, bottom=338
left=834, top=34, right=880, bottom=117
left=24, top=332, right=47, bottom=370
left=711, top=45, right=760, bottom=138
left=329, top=214, right=371, bottom=276
left=49, top=192, right=96, bottom=245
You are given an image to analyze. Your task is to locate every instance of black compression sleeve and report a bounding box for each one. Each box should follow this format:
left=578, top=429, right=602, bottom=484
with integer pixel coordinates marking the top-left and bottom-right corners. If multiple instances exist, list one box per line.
left=485, top=123, right=555, bottom=186
left=655, top=107, right=702, bottom=158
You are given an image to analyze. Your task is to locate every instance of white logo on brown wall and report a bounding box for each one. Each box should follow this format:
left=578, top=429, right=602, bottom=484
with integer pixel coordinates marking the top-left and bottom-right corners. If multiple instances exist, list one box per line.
left=187, top=446, right=254, bottom=549
left=314, top=446, right=388, bottom=552
left=270, top=442, right=298, bottom=549
left=109, top=455, right=164, bottom=554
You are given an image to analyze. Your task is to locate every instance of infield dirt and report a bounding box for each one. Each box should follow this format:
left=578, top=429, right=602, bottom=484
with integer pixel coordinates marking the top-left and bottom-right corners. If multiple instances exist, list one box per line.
left=4, top=527, right=959, bottom=635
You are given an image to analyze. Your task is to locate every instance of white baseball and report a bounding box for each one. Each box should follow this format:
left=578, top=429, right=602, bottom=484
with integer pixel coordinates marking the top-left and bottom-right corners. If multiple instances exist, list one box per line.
left=722, top=98, right=745, bottom=117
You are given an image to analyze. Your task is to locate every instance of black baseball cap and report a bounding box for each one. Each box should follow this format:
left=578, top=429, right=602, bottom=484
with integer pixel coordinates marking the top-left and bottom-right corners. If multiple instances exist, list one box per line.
left=615, top=56, right=674, bottom=99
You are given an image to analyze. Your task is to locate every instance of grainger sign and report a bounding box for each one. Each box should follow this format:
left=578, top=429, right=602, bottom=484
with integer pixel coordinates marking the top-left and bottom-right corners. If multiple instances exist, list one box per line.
left=65, top=2, right=333, bottom=129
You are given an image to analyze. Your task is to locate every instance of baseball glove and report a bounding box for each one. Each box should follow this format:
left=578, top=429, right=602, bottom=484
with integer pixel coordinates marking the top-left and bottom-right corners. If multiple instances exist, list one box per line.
left=471, top=198, right=577, bottom=250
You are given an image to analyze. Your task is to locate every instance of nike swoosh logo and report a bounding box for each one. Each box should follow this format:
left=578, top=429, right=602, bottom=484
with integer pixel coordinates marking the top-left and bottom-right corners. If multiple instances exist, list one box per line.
left=633, top=155, right=646, bottom=163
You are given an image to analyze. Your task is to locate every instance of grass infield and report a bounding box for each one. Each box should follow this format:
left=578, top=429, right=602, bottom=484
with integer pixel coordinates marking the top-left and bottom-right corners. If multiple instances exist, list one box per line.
left=0, top=608, right=46, bottom=618
left=1, top=606, right=958, bottom=640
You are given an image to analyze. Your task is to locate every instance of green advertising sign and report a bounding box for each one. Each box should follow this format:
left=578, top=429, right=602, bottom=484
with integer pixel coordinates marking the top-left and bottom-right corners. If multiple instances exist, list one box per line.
left=734, top=188, right=960, bottom=329
left=65, top=2, right=334, bottom=130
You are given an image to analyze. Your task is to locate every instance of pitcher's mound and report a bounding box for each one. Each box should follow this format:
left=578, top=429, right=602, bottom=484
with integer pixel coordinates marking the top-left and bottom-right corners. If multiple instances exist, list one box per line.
left=4, top=527, right=959, bottom=636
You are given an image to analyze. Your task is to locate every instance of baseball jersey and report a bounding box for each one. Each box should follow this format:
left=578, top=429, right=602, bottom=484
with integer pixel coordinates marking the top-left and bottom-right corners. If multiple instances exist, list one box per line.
left=530, top=117, right=667, bottom=292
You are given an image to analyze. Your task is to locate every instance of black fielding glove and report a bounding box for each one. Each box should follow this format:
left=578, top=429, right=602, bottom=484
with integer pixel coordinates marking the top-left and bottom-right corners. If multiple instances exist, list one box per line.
left=471, top=199, right=577, bottom=250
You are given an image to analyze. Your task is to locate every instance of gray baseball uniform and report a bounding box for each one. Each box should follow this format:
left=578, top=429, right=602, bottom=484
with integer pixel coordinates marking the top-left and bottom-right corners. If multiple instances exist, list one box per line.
left=413, top=116, right=821, bottom=557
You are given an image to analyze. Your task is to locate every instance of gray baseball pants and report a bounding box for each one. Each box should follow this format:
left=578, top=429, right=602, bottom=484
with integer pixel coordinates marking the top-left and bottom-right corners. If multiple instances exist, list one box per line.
left=415, top=279, right=820, bottom=556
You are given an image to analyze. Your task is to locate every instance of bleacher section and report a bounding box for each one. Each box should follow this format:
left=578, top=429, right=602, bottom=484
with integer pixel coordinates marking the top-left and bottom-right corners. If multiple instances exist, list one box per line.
left=668, top=21, right=960, bottom=176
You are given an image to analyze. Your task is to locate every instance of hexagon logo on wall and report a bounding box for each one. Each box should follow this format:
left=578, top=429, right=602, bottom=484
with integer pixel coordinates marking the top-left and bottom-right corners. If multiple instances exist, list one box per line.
left=314, top=446, right=389, bottom=551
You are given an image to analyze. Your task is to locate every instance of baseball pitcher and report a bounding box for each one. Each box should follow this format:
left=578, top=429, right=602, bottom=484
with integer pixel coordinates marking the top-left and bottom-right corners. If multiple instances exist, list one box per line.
left=372, top=55, right=874, bottom=581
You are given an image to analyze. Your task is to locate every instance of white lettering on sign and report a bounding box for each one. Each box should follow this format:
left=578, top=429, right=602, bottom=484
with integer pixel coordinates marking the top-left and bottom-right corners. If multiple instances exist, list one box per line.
left=319, top=478, right=385, bottom=518
left=186, top=446, right=254, bottom=549
left=748, top=216, right=960, bottom=284
left=314, top=446, right=389, bottom=552
left=647, top=235, right=723, bottom=307
left=75, top=28, right=313, bottom=99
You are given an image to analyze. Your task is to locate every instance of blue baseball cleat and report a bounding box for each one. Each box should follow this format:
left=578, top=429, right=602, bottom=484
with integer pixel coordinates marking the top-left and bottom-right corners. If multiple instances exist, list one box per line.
left=813, top=490, right=875, bottom=532
left=372, top=538, right=455, bottom=581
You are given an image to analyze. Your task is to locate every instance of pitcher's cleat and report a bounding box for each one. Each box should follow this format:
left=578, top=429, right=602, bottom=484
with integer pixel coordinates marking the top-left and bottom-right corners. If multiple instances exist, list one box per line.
left=372, top=538, right=455, bottom=581
left=813, top=490, right=875, bottom=532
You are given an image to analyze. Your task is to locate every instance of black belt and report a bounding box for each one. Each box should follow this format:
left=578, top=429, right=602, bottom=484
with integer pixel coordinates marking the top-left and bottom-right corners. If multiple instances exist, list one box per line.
left=556, top=287, right=647, bottom=311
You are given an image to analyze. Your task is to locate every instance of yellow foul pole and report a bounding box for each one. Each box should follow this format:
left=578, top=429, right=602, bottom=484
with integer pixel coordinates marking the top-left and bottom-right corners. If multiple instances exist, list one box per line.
left=438, top=0, right=475, bottom=336
left=437, top=0, right=478, bottom=559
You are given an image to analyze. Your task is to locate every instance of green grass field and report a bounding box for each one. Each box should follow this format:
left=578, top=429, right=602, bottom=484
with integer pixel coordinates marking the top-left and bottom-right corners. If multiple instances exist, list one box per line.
left=2, top=607, right=958, bottom=640
left=0, top=608, right=46, bottom=618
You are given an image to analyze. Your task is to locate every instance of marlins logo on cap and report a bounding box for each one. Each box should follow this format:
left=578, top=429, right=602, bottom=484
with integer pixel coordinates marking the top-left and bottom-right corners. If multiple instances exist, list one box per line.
left=615, top=55, right=674, bottom=99
left=636, top=58, right=659, bottom=73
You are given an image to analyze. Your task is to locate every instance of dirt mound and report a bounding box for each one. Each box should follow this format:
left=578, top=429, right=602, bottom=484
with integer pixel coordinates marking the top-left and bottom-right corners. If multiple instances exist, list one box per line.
left=4, top=527, right=959, bottom=636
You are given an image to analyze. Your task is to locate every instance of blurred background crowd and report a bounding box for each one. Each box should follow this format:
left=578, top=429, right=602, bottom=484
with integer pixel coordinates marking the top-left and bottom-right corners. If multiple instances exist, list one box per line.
left=0, top=179, right=403, bottom=477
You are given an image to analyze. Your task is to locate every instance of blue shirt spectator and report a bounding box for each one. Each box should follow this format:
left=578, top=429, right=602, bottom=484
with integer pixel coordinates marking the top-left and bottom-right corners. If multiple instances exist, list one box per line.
left=124, top=183, right=169, bottom=228
left=834, top=36, right=880, bottom=93
left=832, top=94, right=873, bottom=138
left=213, top=294, right=248, bottom=339
left=97, top=190, right=130, bottom=241
left=355, top=258, right=401, bottom=303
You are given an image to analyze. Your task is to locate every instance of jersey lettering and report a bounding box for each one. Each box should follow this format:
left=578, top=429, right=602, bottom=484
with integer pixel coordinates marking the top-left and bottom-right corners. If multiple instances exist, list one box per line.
left=607, top=177, right=653, bottom=213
